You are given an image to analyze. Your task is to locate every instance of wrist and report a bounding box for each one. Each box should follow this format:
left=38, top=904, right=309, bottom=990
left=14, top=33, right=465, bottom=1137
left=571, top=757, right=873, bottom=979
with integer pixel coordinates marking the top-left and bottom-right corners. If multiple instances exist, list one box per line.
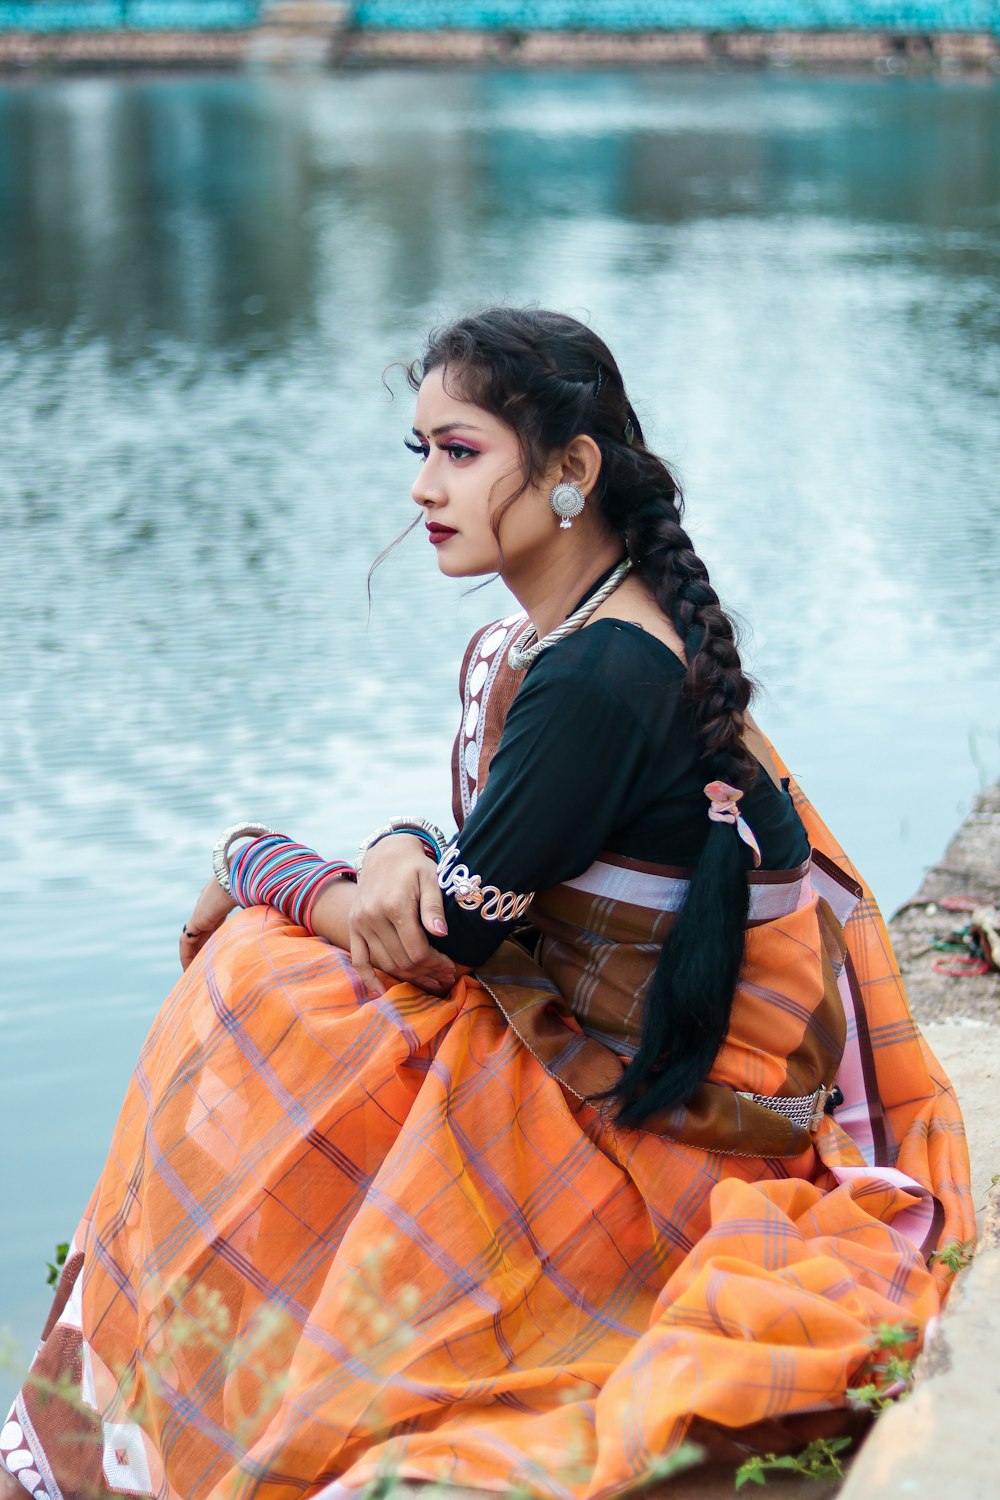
left=356, top=833, right=433, bottom=882
left=307, top=877, right=356, bottom=947
left=357, top=816, right=448, bottom=873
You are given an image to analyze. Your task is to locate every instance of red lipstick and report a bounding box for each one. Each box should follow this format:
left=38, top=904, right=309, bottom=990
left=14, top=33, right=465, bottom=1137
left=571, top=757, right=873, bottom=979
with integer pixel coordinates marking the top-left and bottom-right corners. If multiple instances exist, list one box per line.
left=427, top=523, right=458, bottom=545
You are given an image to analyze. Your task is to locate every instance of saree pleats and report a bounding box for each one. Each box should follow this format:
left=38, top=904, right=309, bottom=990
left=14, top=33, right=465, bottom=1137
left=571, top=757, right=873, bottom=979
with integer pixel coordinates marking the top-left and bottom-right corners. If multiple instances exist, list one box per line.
left=3, top=885, right=966, bottom=1500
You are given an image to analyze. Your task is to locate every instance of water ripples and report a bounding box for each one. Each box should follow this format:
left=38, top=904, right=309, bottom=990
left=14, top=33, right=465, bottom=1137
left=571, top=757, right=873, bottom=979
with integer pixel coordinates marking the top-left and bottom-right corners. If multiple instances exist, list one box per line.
left=0, top=66, right=998, bottom=1369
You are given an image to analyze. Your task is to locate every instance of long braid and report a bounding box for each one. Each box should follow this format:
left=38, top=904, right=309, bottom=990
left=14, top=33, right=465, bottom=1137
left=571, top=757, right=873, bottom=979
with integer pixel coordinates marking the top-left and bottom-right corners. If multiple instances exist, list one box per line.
left=408, top=307, right=759, bottom=1124
left=622, top=491, right=756, bottom=782
left=587, top=421, right=758, bottom=1121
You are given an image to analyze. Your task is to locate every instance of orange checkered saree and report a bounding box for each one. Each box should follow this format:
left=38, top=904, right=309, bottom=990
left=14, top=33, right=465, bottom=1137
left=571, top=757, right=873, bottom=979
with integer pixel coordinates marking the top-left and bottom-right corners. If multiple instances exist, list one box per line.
left=1, top=618, right=973, bottom=1500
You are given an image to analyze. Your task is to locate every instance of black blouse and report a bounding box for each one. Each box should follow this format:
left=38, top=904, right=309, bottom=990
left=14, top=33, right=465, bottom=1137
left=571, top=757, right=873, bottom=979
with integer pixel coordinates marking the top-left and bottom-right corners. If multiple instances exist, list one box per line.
left=433, top=618, right=809, bottom=969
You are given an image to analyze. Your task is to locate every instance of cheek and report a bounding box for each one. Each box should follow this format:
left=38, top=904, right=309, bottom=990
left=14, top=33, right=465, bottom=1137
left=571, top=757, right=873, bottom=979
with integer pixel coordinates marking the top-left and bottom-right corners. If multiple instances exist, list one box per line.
left=496, top=488, right=551, bottom=547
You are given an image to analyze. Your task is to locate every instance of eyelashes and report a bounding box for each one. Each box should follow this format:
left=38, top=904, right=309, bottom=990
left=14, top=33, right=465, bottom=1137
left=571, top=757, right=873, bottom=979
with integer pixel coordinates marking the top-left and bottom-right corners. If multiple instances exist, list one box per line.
left=404, top=436, right=479, bottom=461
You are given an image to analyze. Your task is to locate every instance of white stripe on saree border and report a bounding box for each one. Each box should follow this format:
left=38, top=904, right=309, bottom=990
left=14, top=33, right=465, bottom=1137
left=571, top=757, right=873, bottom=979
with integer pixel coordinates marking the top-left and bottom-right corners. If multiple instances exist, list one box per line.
left=563, top=861, right=690, bottom=911
left=563, top=856, right=814, bottom=922
left=810, top=858, right=863, bottom=926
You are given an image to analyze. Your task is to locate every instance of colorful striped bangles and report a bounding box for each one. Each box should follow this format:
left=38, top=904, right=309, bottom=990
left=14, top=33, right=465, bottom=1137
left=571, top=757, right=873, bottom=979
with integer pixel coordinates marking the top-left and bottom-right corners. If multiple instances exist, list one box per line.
left=229, top=835, right=357, bottom=936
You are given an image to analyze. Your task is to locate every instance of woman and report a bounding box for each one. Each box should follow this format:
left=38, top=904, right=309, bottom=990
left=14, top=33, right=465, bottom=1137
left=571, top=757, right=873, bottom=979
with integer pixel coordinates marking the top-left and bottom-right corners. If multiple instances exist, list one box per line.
left=2, top=309, right=973, bottom=1500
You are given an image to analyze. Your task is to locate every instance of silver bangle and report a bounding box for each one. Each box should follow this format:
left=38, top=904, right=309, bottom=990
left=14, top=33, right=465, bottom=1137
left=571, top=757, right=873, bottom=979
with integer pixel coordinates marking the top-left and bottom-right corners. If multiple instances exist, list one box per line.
left=357, top=816, right=448, bottom=873
left=212, top=821, right=277, bottom=894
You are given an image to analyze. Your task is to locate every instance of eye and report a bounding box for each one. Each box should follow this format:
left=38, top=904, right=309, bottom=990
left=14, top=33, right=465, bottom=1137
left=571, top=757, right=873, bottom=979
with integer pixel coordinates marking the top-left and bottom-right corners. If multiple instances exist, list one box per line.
left=444, top=443, right=477, bottom=461
left=404, top=436, right=429, bottom=460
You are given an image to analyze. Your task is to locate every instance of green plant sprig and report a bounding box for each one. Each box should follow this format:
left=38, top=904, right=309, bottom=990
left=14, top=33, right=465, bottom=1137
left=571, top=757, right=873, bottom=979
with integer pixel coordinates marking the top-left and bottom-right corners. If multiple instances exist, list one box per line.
left=735, top=1436, right=852, bottom=1489
left=929, top=1240, right=975, bottom=1274
left=45, top=1240, right=69, bottom=1288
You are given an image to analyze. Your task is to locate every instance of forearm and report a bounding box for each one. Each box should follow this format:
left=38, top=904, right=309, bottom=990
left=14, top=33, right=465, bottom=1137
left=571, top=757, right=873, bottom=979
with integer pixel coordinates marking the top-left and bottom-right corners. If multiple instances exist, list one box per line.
left=306, top=876, right=356, bottom=950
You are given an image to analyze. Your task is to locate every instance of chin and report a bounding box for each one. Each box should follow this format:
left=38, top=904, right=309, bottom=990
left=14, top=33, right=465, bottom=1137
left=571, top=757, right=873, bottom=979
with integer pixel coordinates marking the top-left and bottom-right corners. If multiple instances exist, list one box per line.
left=435, top=550, right=499, bottom=580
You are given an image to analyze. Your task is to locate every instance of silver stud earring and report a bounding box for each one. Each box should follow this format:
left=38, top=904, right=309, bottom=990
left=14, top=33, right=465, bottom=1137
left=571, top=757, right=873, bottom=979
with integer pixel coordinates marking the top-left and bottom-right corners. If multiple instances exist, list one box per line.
left=550, top=481, right=586, bottom=530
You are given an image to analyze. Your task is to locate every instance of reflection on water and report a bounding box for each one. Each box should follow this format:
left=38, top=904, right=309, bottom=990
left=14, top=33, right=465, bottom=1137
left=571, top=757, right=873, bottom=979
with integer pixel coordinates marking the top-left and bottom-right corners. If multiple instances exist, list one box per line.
left=1, top=69, right=998, bottom=1371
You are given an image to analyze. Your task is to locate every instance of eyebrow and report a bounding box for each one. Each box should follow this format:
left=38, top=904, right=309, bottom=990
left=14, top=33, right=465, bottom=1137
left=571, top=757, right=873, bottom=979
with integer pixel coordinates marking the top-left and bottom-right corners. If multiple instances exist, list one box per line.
left=412, top=422, right=485, bottom=439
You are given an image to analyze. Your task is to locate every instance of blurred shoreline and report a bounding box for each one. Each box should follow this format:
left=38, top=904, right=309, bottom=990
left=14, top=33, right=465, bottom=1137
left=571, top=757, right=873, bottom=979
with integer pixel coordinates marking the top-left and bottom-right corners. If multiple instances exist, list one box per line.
left=1, top=23, right=999, bottom=76
left=891, top=779, right=1000, bottom=1030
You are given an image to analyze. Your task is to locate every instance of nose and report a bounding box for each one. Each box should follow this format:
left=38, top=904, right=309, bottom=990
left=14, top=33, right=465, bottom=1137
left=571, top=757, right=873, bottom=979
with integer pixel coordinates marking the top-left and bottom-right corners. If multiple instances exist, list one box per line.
left=411, top=456, right=443, bottom=510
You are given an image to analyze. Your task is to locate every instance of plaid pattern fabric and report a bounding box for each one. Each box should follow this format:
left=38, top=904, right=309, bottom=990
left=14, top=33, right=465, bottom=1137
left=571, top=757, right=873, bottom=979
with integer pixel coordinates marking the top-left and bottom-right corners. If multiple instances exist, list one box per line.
left=1, top=624, right=973, bottom=1499
left=462, top=617, right=973, bottom=1262
left=476, top=860, right=852, bottom=1161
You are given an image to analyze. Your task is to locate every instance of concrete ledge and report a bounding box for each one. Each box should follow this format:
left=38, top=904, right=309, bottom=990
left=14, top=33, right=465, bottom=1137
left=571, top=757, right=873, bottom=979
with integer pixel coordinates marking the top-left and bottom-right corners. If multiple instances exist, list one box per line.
left=337, top=26, right=1000, bottom=72
left=0, top=26, right=253, bottom=66
left=2, top=24, right=999, bottom=73
left=837, top=1183, right=1000, bottom=1500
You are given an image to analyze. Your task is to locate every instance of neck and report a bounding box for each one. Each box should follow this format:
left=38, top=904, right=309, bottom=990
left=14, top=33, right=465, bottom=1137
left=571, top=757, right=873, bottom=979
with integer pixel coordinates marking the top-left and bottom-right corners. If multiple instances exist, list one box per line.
left=501, top=533, right=624, bottom=639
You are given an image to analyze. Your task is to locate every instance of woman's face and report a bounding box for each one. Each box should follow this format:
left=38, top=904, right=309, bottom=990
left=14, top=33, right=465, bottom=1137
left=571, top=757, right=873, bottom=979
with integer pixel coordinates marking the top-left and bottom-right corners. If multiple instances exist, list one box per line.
left=409, top=366, right=559, bottom=579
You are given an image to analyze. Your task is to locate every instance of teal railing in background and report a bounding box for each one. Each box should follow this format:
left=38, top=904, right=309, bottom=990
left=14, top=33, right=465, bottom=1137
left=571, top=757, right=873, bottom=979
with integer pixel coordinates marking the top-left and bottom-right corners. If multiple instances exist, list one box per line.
left=2, top=0, right=996, bottom=39
left=0, top=0, right=260, bottom=26
left=353, top=1, right=1000, bottom=32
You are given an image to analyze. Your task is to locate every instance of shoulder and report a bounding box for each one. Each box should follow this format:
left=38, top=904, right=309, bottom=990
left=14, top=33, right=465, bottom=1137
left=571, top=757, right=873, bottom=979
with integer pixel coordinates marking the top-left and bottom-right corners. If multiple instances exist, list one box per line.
left=528, top=617, right=686, bottom=689
left=514, top=620, right=687, bottom=746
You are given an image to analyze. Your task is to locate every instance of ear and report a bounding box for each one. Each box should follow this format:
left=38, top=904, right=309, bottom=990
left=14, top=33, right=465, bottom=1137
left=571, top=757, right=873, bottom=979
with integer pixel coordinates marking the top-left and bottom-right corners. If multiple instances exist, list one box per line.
left=560, top=434, right=603, bottom=497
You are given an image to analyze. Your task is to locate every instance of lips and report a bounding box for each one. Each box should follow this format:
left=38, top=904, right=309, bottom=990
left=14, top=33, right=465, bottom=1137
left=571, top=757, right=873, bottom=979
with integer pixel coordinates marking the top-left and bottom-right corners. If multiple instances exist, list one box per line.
left=427, top=523, right=458, bottom=544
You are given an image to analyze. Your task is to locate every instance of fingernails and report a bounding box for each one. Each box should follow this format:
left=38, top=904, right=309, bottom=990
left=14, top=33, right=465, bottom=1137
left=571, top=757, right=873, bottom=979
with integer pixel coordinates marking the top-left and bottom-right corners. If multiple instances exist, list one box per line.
left=431, top=918, right=448, bottom=935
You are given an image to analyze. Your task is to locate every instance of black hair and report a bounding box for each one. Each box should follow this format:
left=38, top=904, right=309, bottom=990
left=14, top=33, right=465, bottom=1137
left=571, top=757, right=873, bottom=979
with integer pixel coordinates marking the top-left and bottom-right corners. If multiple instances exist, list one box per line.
left=409, top=306, right=757, bottom=1127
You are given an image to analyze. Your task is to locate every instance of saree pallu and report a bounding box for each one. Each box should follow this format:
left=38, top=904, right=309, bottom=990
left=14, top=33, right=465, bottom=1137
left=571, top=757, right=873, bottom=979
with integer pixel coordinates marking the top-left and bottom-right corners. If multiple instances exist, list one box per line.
left=2, top=614, right=974, bottom=1499
left=1, top=896, right=969, bottom=1498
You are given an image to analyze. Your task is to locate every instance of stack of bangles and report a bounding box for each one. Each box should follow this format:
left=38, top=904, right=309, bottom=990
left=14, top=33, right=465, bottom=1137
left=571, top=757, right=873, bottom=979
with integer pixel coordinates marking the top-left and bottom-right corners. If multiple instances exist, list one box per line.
left=229, top=836, right=357, bottom=936
left=215, top=817, right=449, bottom=938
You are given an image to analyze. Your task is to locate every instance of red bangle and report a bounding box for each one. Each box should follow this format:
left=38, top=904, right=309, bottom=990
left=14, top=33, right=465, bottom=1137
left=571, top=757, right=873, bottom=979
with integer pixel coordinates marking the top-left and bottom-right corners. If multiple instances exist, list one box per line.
left=302, top=864, right=357, bottom=936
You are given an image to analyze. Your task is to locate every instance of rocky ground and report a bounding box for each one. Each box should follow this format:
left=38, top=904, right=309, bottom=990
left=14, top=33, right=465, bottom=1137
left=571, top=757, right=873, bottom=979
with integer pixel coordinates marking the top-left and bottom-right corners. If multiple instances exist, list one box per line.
left=891, top=780, right=1000, bottom=1027
left=892, top=782, right=1000, bottom=1219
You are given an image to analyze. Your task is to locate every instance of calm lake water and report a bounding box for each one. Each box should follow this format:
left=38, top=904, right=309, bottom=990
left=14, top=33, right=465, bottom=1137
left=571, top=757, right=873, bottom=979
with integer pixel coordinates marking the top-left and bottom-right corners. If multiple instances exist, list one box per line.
left=1, top=67, right=998, bottom=1380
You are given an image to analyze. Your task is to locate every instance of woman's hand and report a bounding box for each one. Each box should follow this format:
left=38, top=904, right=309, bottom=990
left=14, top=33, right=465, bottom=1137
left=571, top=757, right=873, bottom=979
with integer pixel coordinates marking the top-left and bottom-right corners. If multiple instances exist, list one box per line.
left=180, top=879, right=236, bottom=971
left=348, top=833, right=462, bottom=998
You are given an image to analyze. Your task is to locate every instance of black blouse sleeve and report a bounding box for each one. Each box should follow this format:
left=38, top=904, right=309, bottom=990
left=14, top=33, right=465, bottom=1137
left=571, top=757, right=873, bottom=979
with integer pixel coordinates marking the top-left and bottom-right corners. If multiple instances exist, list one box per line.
left=431, top=625, right=681, bottom=967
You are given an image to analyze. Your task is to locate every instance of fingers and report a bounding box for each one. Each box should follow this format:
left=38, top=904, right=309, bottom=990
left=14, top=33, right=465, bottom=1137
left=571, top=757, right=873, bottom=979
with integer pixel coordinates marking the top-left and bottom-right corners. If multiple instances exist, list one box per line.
left=362, top=915, right=421, bottom=983
left=371, top=914, right=456, bottom=995
left=418, top=863, right=448, bottom=940
left=391, top=905, right=441, bottom=973
left=190, top=879, right=236, bottom=934
left=350, top=930, right=386, bottom=1000
left=378, top=866, right=452, bottom=975
left=353, top=885, right=438, bottom=981
left=349, top=846, right=459, bottom=999
left=350, top=911, right=458, bottom=999
left=179, top=925, right=209, bottom=972
left=179, top=881, right=237, bottom=971
left=356, top=928, right=446, bottom=998
left=409, top=960, right=459, bottom=995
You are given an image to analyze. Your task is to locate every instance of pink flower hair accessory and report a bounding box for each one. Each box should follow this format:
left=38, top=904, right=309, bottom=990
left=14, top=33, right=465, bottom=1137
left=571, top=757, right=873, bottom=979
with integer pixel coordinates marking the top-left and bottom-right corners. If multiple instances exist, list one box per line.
left=704, top=780, right=762, bottom=868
